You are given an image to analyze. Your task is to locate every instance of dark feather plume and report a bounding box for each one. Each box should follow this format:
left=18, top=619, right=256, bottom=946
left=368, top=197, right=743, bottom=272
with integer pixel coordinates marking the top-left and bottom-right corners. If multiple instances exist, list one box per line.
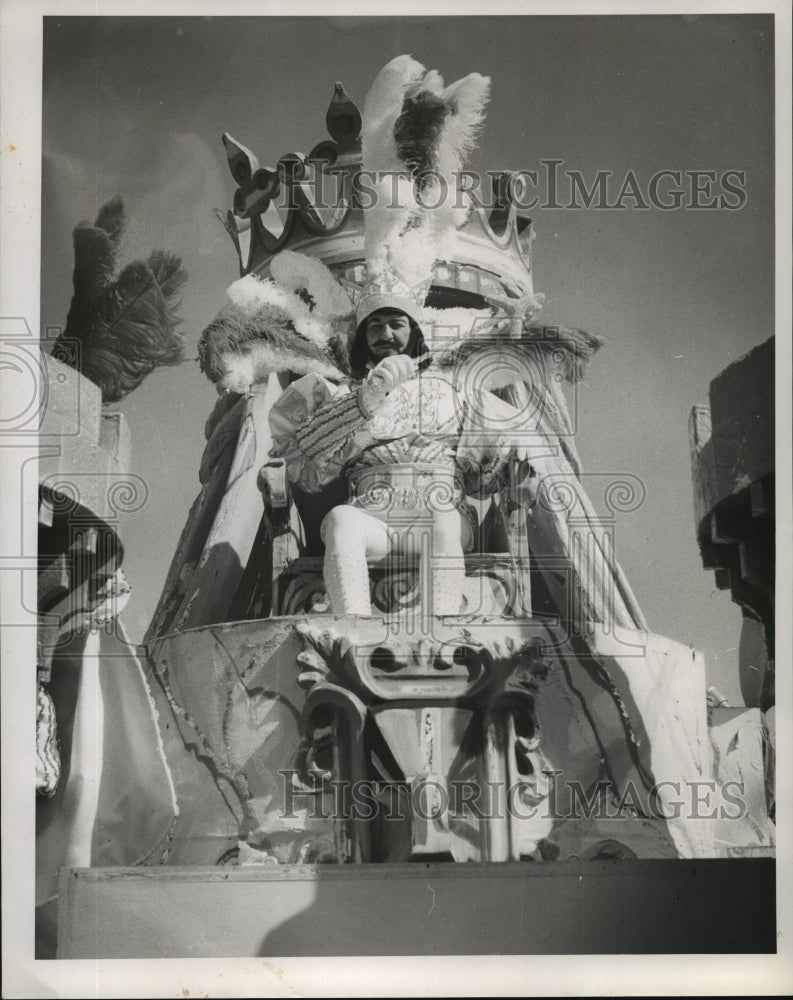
left=93, top=195, right=125, bottom=248
left=394, top=90, right=451, bottom=183
left=53, top=197, right=188, bottom=403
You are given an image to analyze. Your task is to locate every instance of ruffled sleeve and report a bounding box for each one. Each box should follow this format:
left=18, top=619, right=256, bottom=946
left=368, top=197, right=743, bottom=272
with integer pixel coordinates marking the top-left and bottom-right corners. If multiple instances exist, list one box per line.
left=268, top=373, right=373, bottom=493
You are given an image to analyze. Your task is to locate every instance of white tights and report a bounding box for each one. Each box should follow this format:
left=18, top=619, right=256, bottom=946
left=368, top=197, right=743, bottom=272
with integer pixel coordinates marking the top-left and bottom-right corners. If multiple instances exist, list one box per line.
left=320, top=504, right=467, bottom=616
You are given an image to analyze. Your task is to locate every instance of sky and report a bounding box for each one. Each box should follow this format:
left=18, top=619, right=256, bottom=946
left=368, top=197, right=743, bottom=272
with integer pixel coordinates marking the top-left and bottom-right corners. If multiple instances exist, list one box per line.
left=39, top=13, right=776, bottom=706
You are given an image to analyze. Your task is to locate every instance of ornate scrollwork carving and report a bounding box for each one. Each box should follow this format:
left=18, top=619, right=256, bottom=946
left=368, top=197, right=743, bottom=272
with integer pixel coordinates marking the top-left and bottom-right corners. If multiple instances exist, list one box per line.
left=294, top=621, right=353, bottom=690
left=293, top=619, right=537, bottom=702
left=281, top=572, right=329, bottom=617
left=371, top=569, right=419, bottom=613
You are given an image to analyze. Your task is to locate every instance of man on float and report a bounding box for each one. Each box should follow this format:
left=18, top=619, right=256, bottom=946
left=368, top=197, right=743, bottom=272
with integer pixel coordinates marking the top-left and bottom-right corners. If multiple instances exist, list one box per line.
left=268, top=277, right=516, bottom=618
left=323, top=298, right=470, bottom=617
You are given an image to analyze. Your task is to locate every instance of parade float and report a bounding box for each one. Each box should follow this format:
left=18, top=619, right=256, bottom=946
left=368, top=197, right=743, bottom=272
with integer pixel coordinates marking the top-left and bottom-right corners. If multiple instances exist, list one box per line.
left=40, top=56, right=775, bottom=958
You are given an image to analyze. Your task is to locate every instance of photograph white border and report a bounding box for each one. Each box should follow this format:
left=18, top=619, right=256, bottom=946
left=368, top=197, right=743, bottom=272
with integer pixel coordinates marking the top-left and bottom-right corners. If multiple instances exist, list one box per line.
left=1, top=1, right=791, bottom=996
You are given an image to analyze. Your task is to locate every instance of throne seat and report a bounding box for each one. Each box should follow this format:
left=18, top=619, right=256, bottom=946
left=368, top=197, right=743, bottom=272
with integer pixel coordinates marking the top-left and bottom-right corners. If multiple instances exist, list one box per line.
left=231, top=457, right=534, bottom=621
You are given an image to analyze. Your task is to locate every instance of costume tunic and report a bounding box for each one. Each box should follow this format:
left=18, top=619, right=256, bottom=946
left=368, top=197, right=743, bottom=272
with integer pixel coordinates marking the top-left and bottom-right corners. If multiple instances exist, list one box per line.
left=268, top=367, right=529, bottom=544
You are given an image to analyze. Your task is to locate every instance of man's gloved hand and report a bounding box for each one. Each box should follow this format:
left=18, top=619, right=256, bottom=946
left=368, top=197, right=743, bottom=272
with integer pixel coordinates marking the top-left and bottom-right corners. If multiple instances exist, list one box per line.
left=357, top=355, right=419, bottom=418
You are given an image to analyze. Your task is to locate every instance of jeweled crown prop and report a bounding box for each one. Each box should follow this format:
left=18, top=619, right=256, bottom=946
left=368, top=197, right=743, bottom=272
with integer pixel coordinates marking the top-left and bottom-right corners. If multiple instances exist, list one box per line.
left=219, top=63, right=535, bottom=297
left=199, top=56, right=545, bottom=394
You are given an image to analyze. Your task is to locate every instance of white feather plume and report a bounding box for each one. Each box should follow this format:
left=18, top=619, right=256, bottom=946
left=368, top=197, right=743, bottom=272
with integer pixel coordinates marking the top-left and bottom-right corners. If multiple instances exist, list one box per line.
left=364, top=175, right=420, bottom=279
left=227, top=274, right=292, bottom=316
left=359, top=55, right=491, bottom=301
left=220, top=340, right=341, bottom=395
left=269, top=249, right=355, bottom=319
left=361, top=54, right=426, bottom=176
left=225, top=273, right=328, bottom=348
left=434, top=72, right=490, bottom=178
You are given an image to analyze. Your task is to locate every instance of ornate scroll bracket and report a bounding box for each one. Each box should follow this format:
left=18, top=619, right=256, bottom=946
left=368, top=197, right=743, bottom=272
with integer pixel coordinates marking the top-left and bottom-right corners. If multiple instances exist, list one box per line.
left=292, top=619, right=556, bottom=862
left=294, top=619, right=546, bottom=703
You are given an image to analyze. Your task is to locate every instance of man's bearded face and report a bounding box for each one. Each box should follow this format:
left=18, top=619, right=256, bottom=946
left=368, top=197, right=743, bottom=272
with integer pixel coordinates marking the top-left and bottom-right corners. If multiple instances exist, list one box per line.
left=364, top=309, right=412, bottom=361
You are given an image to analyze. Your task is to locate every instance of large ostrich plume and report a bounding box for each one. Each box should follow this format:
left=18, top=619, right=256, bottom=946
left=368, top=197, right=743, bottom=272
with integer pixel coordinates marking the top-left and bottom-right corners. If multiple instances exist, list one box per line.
left=52, top=196, right=188, bottom=403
